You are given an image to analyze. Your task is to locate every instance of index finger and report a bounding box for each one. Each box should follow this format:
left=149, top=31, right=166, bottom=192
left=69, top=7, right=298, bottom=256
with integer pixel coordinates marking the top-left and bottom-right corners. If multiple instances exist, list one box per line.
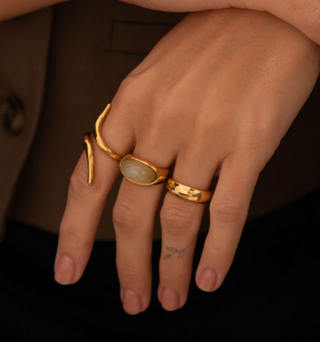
left=54, top=104, right=134, bottom=285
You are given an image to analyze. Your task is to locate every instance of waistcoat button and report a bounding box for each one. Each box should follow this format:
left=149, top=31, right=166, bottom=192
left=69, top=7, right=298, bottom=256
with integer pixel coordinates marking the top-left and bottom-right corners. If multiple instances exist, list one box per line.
left=0, top=94, right=25, bottom=136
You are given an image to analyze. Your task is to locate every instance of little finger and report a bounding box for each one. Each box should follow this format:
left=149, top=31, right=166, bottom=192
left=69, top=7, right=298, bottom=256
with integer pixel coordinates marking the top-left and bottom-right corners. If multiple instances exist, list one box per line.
left=196, top=154, right=259, bottom=292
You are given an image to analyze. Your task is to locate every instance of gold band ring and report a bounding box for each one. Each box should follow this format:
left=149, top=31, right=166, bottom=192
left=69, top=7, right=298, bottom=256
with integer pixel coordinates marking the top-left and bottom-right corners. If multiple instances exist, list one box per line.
left=93, top=103, right=122, bottom=162
left=166, top=178, right=212, bottom=203
left=120, top=154, right=169, bottom=186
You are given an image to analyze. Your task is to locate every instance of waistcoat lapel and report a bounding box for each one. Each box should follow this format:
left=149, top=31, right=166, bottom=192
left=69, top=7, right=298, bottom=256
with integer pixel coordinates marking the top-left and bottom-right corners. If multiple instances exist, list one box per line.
left=0, top=8, right=53, bottom=238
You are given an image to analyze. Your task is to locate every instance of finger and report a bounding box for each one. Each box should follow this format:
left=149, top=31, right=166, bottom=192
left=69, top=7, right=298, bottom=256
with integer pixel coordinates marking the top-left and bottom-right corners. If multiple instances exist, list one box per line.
left=55, top=104, right=134, bottom=285
left=195, top=154, right=259, bottom=292
left=113, top=140, right=174, bottom=315
left=159, top=145, right=218, bottom=311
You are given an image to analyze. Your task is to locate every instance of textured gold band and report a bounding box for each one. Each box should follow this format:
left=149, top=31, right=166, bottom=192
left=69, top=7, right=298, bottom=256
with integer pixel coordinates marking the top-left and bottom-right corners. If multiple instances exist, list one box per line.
left=166, top=178, right=212, bottom=203
left=120, top=154, right=169, bottom=186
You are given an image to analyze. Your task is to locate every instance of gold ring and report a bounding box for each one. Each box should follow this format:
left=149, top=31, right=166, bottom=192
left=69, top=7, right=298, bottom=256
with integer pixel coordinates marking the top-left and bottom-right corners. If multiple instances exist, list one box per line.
left=120, top=154, right=169, bottom=186
left=166, top=178, right=212, bottom=203
left=83, top=103, right=122, bottom=186
left=93, top=103, right=122, bottom=162
left=83, top=132, right=94, bottom=186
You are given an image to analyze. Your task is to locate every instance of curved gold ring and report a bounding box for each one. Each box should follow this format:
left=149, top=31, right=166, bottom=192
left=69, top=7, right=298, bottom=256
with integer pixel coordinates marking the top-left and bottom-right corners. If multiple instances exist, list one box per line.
left=120, top=154, right=169, bottom=186
left=93, top=103, right=122, bottom=162
left=83, top=132, right=94, bottom=186
left=83, top=104, right=122, bottom=186
left=166, top=178, right=212, bottom=203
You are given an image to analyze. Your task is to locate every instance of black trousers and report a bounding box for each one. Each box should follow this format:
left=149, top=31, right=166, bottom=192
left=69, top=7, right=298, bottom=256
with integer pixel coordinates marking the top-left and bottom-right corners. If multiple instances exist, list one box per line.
left=1, top=189, right=320, bottom=342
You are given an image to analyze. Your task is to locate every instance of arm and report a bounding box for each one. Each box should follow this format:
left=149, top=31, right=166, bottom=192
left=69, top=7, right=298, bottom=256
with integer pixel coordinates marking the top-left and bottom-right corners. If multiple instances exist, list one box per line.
left=2, top=0, right=320, bottom=46
left=120, top=0, right=320, bottom=46
left=0, top=0, right=69, bottom=22
left=55, top=8, right=320, bottom=314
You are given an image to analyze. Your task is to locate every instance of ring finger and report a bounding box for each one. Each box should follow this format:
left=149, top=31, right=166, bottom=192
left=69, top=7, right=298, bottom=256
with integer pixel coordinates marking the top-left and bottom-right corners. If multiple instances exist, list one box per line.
left=159, top=145, right=219, bottom=311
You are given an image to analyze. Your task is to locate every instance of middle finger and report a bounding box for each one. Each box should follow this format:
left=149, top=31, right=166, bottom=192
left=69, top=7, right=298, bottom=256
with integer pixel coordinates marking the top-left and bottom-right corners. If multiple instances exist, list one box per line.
left=113, top=137, right=174, bottom=315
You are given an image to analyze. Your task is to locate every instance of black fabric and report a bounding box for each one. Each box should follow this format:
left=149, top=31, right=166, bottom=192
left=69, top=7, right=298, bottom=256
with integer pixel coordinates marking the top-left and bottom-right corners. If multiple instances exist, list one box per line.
left=1, top=189, right=320, bottom=342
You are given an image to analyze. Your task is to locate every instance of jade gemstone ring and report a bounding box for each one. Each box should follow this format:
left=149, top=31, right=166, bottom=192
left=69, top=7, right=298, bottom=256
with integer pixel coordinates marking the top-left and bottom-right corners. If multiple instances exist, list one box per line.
left=119, top=154, right=169, bottom=186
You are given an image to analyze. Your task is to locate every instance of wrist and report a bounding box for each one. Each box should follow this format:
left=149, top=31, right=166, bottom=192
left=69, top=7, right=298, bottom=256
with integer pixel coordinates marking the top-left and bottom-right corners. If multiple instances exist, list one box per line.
left=188, top=9, right=320, bottom=68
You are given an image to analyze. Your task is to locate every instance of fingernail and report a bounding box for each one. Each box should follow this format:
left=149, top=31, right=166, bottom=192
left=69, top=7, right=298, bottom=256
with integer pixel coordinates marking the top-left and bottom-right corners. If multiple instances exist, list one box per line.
left=161, top=288, right=180, bottom=311
left=122, top=290, right=142, bottom=315
left=198, top=269, right=217, bottom=292
left=54, top=255, right=75, bottom=285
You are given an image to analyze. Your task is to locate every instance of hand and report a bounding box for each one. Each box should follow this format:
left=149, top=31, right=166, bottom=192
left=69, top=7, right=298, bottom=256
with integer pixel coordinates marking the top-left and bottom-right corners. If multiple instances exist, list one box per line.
left=55, top=9, right=320, bottom=314
left=120, top=0, right=320, bottom=46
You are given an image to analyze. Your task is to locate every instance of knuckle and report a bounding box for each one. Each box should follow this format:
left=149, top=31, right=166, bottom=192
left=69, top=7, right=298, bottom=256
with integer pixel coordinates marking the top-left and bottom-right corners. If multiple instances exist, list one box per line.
left=210, top=199, right=245, bottom=224
left=112, top=73, right=147, bottom=123
left=116, top=79, right=131, bottom=100
left=69, top=164, right=105, bottom=199
left=160, top=205, right=195, bottom=235
left=209, top=243, right=235, bottom=261
left=59, top=225, right=91, bottom=250
left=113, top=200, right=144, bottom=233
left=303, top=3, right=320, bottom=37
left=116, top=73, right=142, bottom=103
left=69, top=166, right=92, bottom=198
left=236, top=118, right=275, bottom=150
left=160, top=263, right=186, bottom=281
left=117, top=264, right=145, bottom=284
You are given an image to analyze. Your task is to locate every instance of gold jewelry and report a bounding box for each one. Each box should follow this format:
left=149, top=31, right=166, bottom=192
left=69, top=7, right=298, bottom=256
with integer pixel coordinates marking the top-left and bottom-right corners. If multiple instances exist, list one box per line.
left=83, top=103, right=122, bottom=186
left=120, top=154, right=169, bottom=186
left=166, top=178, right=212, bottom=203
left=93, top=103, right=122, bottom=162
left=83, top=133, right=94, bottom=186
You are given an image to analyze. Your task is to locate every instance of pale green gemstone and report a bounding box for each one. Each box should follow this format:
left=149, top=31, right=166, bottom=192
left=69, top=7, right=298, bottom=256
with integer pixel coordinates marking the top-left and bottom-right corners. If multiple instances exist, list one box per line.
left=121, top=159, right=157, bottom=184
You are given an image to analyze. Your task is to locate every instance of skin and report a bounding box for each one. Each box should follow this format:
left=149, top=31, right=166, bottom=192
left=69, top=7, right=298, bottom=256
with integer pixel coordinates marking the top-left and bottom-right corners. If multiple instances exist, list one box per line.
left=120, top=0, right=320, bottom=45
left=1, top=0, right=320, bottom=45
left=54, top=9, right=320, bottom=314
